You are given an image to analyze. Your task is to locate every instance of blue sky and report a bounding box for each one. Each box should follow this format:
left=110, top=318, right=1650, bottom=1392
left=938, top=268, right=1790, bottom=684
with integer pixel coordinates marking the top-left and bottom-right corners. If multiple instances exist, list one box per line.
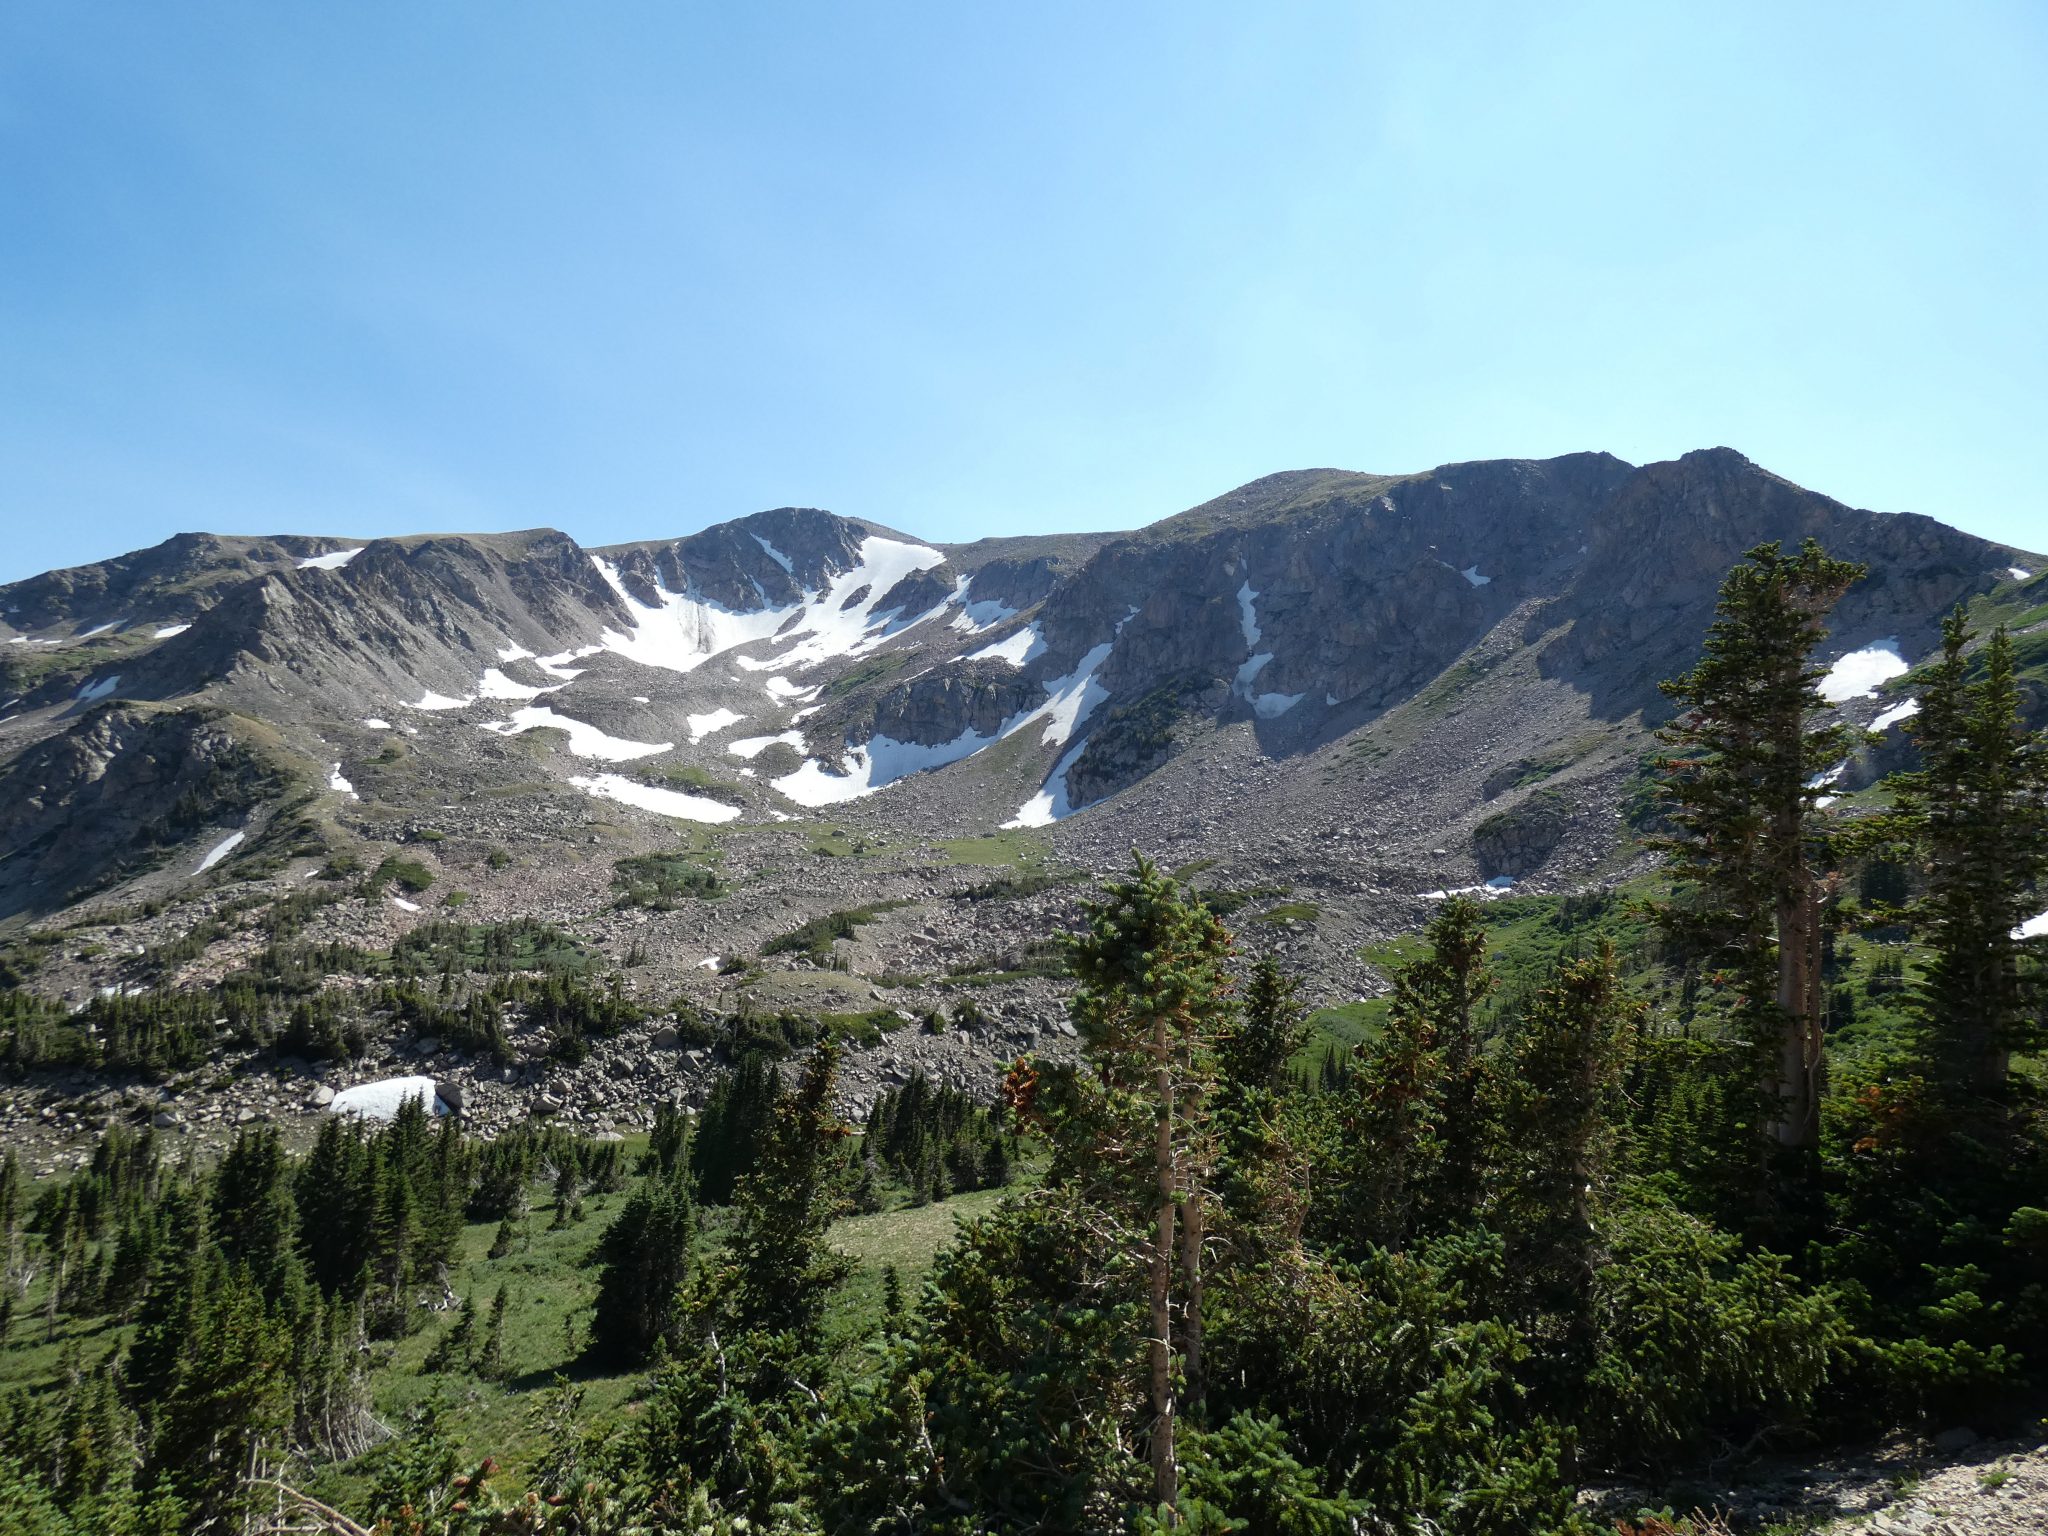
left=2, top=2, right=2043, bottom=583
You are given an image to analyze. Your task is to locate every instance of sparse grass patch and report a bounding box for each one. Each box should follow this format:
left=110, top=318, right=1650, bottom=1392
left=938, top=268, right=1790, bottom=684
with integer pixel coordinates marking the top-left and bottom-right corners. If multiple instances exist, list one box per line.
left=936, top=829, right=1050, bottom=868
left=1257, top=901, right=1321, bottom=925
left=761, top=901, right=906, bottom=963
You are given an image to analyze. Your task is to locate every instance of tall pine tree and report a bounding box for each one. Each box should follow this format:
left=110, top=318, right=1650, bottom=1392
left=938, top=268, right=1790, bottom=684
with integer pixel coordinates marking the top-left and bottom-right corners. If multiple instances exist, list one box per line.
left=1655, top=537, right=1865, bottom=1174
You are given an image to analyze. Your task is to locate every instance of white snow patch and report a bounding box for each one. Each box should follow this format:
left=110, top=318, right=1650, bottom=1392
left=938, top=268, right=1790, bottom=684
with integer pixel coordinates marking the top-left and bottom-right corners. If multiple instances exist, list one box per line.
left=389, top=896, right=422, bottom=913
left=1820, top=639, right=1908, bottom=703
left=76, top=621, right=121, bottom=639
left=697, top=955, right=721, bottom=971
left=769, top=753, right=881, bottom=806
left=329, top=1075, right=446, bottom=1119
left=1870, top=699, right=1921, bottom=733
left=195, top=831, right=244, bottom=873
left=75, top=675, right=120, bottom=702
left=764, top=675, right=821, bottom=703
left=687, top=707, right=746, bottom=743
left=298, top=547, right=365, bottom=571
left=496, top=644, right=536, bottom=662
left=1004, top=737, right=1090, bottom=828
left=479, top=706, right=670, bottom=761
left=153, top=623, right=191, bottom=639
left=1809, top=761, right=1849, bottom=790
left=1252, top=691, right=1304, bottom=718
left=772, top=632, right=1122, bottom=813
left=535, top=647, right=599, bottom=681
left=967, top=623, right=1046, bottom=668
left=741, top=535, right=949, bottom=671
left=2010, top=567, right=2033, bottom=582
left=1236, top=582, right=1261, bottom=649
left=361, top=717, right=393, bottom=730
left=1235, top=652, right=1274, bottom=689
left=477, top=667, right=558, bottom=701
left=751, top=535, right=794, bottom=574
left=631, top=695, right=649, bottom=704
left=729, top=730, right=805, bottom=760
left=568, top=773, right=741, bottom=823
left=590, top=556, right=804, bottom=675
left=949, top=573, right=1021, bottom=634
left=409, top=691, right=473, bottom=712
left=328, top=763, right=356, bottom=798
left=1461, top=565, right=1491, bottom=587
left=2014, top=910, right=2048, bottom=941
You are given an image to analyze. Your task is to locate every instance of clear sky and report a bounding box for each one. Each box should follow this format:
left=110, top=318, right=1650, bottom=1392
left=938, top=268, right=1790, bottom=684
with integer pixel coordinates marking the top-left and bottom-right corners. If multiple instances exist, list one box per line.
left=3, top=2, right=2044, bottom=583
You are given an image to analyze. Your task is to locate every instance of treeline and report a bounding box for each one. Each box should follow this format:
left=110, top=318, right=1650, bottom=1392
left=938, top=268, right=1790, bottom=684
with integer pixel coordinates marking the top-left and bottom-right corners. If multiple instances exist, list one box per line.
left=0, top=1102, right=634, bottom=1532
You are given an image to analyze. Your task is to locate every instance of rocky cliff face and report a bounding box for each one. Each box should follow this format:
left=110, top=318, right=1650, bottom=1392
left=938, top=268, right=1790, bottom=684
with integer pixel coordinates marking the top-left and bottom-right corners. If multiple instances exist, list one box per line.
left=0, top=705, right=286, bottom=917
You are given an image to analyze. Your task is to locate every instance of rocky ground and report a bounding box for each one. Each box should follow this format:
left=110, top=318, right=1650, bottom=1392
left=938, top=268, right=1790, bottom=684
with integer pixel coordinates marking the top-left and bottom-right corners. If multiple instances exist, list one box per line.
left=1589, top=1428, right=2048, bottom=1534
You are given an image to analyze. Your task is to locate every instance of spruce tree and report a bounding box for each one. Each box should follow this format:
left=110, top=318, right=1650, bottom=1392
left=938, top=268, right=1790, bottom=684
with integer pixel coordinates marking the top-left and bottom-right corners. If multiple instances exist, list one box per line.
left=1063, top=852, right=1234, bottom=1515
left=1655, top=537, right=1865, bottom=1165
left=1890, top=612, right=2048, bottom=1100
left=724, top=1042, right=853, bottom=1342
left=1496, top=944, right=1639, bottom=1341
left=588, top=1174, right=696, bottom=1365
left=476, top=1285, right=509, bottom=1381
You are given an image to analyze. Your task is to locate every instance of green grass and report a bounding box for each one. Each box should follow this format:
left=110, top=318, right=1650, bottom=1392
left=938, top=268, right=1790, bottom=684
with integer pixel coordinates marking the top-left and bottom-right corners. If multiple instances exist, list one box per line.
left=814, top=1007, right=907, bottom=1047
left=372, top=855, right=436, bottom=894
left=829, top=1185, right=1010, bottom=1279
left=1256, top=901, right=1321, bottom=925
left=1292, top=999, right=1386, bottom=1074
left=805, top=824, right=890, bottom=858
left=760, top=901, right=906, bottom=962
left=935, top=829, right=1052, bottom=868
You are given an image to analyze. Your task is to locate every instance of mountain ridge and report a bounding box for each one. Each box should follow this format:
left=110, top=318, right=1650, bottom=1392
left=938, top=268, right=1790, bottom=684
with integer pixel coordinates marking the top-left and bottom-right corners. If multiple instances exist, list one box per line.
left=1, top=446, right=2040, bottom=935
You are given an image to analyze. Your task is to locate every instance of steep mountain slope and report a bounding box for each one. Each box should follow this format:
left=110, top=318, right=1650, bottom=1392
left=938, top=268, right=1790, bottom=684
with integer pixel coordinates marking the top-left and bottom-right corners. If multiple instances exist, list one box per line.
left=1, top=449, right=2037, bottom=928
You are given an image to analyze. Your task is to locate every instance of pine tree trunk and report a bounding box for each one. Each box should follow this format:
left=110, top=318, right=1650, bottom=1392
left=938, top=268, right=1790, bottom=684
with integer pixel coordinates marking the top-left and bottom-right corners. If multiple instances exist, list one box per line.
left=1772, top=874, right=1822, bottom=1148
left=1180, top=1176, right=1204, bottom=1421
left=1149, top=1012, right=1178, bottom=1520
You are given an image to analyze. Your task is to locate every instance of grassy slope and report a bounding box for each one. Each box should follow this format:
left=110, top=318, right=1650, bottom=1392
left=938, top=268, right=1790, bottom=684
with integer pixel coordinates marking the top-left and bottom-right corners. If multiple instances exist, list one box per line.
left=0, top=1149, right=1021, bottom=1506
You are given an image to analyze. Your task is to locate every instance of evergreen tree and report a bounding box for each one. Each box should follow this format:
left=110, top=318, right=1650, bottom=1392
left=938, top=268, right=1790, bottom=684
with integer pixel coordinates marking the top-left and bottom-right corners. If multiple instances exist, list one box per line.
left=588, top=1175, right=695, bottom=1365
left=208, top=1127, right=299, bottom=1302
left=689, top=1055, right=783, bottom=1206
left=423, top=1292, right=476, bottom=1375
left=1496, top=945, right=1639, bottom=1356
left=475, top=1285, right=509, bottom=1381
left=1219, top=955, right=1303, bottom=1091
left=1654, top=538, right=1865, bottom=1173
left=1890, top=612, right=2048, bottom=1099
left=724, top=1042, right=853, bottom=1341
left=1062, top=852, right=1234, bottom=1514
